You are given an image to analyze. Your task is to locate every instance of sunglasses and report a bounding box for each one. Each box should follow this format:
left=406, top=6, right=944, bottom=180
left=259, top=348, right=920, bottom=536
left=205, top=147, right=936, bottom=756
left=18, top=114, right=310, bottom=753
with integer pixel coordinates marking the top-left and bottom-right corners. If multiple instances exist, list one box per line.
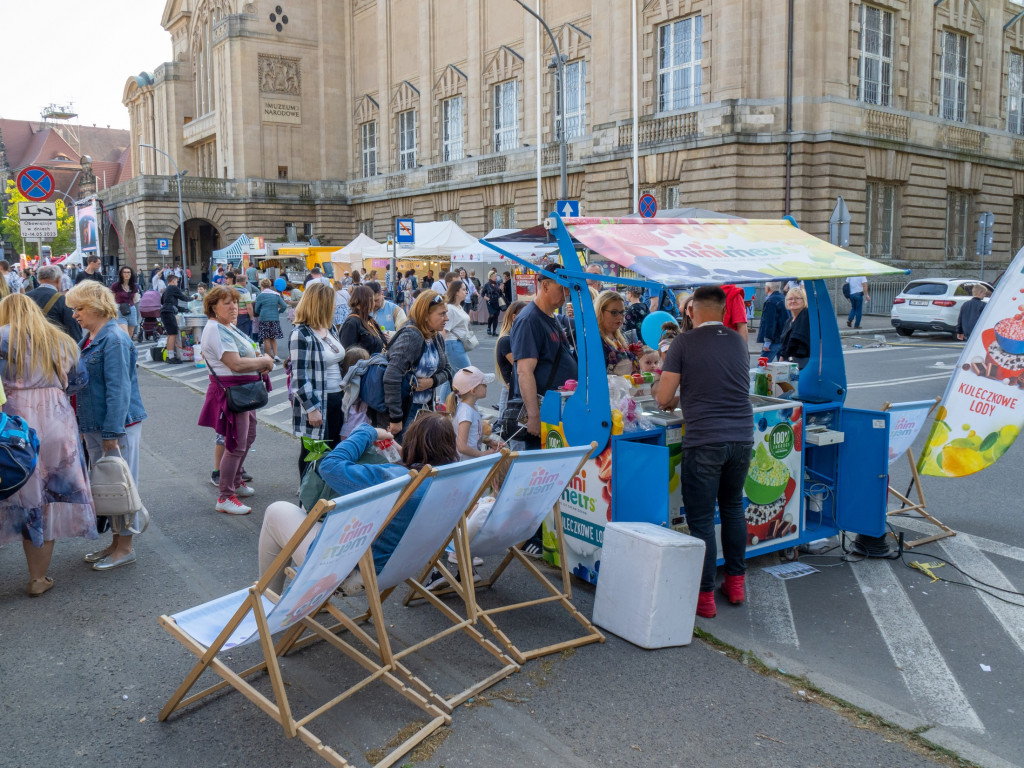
left=429, top=294, right=445, bottom=306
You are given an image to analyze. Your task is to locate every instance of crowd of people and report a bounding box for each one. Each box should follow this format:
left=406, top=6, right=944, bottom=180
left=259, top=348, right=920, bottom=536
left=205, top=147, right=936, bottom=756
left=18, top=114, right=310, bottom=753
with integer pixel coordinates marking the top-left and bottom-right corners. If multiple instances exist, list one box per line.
left=0, top=252, right=845, bottom=616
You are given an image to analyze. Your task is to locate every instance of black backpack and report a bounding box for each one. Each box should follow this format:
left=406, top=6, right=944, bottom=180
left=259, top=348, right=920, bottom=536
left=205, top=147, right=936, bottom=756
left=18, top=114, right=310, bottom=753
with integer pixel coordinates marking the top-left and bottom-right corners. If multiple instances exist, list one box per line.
left=842, top=281, right=851, bottom=300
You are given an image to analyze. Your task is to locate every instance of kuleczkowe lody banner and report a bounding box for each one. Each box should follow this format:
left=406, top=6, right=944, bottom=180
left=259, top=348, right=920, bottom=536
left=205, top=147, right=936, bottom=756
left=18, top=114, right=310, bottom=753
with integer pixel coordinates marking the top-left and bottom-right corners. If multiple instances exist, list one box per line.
left=918, top=248, right=1024, bottom=477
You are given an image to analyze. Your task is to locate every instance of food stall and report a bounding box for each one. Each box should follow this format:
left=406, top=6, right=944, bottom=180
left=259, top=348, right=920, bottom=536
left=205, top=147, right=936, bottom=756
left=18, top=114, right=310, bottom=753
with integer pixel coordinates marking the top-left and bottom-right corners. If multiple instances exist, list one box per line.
left=482, top=215, right=905, bottom=584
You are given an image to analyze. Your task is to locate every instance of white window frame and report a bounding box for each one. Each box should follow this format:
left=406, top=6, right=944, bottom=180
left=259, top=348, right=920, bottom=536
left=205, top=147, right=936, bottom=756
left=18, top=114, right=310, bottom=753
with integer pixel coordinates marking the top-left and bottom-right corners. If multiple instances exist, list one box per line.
left=442, top=96, right=464, bottom=162
left=940, top=30, right=968, bottom=123
left=1008, top=52, right=1024, bottom=135
left=358, top=219, right=374, bottom=239
left=489, top=206, right=516, bottom=230
left=858, top=5, right=893, bottom=107
left=493, top=80, right=519, bottom=152
left=398, top=109, right=417, bottom=171
left=865, top=181, right=897, bottom=260
left=556, top=59, right=587, bottom=140
left=657, top=15, right=703, bottom=112
left=360, top=121, right=377, bottom=177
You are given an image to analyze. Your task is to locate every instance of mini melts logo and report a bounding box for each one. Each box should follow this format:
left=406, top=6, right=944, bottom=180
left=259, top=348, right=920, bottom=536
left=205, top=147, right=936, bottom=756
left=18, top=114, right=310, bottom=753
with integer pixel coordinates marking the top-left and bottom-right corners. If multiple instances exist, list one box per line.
left=320, top=516, right=374, bottom=561
left=515, top=466, right=561, bottom=500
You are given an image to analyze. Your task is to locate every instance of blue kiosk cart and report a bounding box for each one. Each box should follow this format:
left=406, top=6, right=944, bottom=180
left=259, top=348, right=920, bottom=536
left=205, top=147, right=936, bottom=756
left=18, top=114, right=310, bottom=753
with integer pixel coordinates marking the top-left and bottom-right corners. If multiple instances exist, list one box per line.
left=483, top=215, right=906, bottom=584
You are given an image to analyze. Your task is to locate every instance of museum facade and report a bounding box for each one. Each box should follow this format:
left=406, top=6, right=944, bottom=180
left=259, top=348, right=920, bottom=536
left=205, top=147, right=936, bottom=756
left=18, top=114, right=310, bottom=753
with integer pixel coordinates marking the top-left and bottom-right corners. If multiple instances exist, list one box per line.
left=101, top=0, right=1024, bottom=278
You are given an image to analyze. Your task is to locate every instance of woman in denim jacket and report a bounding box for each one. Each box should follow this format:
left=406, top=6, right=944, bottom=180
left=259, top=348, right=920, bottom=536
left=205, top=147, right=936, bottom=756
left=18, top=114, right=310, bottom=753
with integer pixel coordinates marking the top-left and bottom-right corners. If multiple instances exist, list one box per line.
left=66, top=281, right=148, bottom=572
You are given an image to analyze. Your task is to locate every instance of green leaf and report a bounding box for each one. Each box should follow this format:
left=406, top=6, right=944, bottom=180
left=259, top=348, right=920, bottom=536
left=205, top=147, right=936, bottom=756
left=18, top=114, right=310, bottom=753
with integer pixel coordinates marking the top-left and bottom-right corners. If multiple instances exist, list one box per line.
left=302, top=437, right=329, bottom=462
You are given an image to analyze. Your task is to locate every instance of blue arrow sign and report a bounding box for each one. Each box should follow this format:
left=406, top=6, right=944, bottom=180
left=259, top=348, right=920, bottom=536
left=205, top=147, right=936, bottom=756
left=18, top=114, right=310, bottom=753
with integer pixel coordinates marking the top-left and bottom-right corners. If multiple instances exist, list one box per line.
left=556, top=199, right=580, bottom=218
left=395, top=218, right=415, bottom=244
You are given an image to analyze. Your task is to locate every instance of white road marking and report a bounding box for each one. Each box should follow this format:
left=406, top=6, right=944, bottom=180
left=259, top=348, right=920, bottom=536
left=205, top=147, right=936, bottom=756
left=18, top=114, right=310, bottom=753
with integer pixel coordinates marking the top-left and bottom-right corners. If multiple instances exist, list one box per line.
left=888, top=517, right=1024, bottom=564
left=260, top=401, right=293, bottom=416
left=851, top=560, right=984, bottom=731
left=936, top=535, right=1024, bottom=654
left=847, top=372, right=952, bottom=390
left=746, top=566, right=799, bottom=648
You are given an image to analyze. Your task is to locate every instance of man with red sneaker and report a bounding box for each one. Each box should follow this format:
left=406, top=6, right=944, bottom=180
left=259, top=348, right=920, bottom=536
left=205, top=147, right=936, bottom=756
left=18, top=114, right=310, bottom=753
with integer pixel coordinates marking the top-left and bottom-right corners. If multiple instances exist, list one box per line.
left=655, top=285, right=754, bottom=618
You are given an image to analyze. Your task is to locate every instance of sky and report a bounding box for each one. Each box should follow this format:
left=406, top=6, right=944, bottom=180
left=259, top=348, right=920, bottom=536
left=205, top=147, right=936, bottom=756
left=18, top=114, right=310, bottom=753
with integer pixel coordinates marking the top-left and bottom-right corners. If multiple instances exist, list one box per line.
left=2, top=0, right=171, bottom=130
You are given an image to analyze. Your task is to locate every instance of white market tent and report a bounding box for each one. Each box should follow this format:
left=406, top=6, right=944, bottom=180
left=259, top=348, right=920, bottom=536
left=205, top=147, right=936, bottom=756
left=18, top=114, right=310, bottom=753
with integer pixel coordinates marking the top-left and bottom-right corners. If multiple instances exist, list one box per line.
left=451, top=228, right=559, bottom=264
left=332, top=222, right=477, bottom=265
left=330, top=233, right=384, bottom=266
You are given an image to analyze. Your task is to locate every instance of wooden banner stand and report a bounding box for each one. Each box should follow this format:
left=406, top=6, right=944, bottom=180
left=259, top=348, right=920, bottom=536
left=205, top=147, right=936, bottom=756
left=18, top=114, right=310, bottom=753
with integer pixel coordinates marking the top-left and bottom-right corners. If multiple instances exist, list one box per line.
left=882, top=399, right=956, bottom=548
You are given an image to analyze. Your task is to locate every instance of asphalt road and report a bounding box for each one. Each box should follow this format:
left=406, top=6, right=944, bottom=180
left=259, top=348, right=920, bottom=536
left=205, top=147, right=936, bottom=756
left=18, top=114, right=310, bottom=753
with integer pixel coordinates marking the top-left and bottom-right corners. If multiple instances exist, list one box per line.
left=0, top=331, right=968, bottom=768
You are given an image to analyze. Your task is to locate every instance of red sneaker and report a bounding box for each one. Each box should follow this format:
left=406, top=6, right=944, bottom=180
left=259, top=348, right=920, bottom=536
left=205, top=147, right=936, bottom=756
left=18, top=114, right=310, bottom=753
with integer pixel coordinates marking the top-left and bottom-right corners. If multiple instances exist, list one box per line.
left=696, top=590, right=717, bottom=618
left=722, top=574, right=746, bottom=605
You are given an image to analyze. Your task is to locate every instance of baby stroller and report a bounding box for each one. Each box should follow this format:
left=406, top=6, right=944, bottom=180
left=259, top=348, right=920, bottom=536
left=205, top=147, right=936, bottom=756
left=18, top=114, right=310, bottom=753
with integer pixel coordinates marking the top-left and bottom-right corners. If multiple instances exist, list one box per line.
left=138, top=290, right=165, bottom=342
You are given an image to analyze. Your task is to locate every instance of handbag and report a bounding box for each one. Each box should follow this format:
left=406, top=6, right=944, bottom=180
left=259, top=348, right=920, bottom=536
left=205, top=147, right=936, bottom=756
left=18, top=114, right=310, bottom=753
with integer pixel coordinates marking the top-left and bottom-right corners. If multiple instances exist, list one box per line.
left=0, top=412, right=39, bottom=500
left=204, top=354, right=269, bottom=412
left=462, top=328, right=480, bottom=351
left=497, top=345, right=563, bottom=439
left=118, top=302, right=132, bottom=317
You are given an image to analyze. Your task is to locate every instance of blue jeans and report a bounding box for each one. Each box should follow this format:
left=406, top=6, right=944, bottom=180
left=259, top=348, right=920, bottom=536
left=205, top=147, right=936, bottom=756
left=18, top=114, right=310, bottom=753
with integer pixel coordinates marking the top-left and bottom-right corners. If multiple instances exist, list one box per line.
left=680, top=441, right=753, bottom=592
left=761, top=342, right=783, bottom=362
left=847, top=293, right=864, bottom=328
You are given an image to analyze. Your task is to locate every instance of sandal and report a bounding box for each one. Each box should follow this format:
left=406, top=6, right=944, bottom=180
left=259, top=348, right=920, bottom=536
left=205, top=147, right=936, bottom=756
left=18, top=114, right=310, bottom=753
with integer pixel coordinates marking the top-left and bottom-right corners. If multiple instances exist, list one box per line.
left=27, top=577, right=54, bottom=597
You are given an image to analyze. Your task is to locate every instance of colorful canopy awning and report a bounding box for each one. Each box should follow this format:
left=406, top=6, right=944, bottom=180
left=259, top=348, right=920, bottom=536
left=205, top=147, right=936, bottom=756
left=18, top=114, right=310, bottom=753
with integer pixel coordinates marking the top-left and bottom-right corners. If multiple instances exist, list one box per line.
left=560, top=217, right=905, bottom=286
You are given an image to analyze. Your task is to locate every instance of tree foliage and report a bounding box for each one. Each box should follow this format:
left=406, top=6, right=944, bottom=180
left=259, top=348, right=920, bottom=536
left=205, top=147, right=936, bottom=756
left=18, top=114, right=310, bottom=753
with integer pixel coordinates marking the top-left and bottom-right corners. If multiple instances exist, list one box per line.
left=1, top=179, right=75, bottom=258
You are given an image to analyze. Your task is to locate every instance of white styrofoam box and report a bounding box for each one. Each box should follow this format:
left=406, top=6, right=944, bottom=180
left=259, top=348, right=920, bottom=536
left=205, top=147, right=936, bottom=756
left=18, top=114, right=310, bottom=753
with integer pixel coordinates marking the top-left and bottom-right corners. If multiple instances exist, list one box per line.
left=592, top=522, right=705, bottom=649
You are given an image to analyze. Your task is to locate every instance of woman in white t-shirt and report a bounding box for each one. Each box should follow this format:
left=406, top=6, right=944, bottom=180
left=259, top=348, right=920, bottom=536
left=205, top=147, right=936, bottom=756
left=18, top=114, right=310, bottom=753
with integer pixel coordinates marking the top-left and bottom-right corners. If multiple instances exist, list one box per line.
left=198, top=286, right=275, bottom=515
left=438, top=279, right=473, bottom=404
left=289, top=283, right=346, bottom=479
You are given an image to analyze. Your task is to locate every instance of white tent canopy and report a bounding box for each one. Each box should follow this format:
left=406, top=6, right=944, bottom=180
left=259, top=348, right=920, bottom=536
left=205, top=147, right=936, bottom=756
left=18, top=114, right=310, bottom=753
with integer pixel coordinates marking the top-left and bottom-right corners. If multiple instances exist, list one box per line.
left=332, top=222, right=478, bottom=265
left=331, top=233, right=384, bottom=266
left=451, top=228, right=559, bottom=264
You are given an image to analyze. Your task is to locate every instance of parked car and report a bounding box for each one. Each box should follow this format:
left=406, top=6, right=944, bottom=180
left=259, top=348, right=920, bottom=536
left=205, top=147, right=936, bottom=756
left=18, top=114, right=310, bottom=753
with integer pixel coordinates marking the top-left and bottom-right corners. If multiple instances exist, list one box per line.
left=890, top=278, right=992, bottom=337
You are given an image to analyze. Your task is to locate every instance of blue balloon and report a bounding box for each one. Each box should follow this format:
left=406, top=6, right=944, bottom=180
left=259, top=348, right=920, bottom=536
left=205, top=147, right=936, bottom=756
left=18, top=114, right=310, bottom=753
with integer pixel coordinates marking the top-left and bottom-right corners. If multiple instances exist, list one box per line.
left=273, top=278, right=287, bottom=292
left=641, top=310, right=678, bottom=349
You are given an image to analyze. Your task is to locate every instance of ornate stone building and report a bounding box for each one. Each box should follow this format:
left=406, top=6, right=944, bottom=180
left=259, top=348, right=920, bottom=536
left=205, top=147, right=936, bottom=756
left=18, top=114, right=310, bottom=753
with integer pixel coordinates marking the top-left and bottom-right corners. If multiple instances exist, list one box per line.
left=105, top=0, right=1024, bottom=278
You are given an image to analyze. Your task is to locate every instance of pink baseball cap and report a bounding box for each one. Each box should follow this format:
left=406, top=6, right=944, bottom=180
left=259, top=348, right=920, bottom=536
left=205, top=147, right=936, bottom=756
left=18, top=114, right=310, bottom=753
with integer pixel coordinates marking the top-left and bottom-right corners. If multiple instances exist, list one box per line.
left=452, top=366, right=494, bottom=395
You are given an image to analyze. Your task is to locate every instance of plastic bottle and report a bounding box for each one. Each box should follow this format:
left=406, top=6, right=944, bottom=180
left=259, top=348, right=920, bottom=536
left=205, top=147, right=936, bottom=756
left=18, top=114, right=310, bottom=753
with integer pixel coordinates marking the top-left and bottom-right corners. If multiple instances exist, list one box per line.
left=754, top=359, right=770, bottom=396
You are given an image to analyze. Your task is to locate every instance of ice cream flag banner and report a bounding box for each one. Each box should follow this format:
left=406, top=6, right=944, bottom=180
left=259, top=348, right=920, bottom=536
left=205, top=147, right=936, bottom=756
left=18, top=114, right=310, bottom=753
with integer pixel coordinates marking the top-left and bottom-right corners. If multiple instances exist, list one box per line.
left=886, top=400, right=938, bottom=466
left=918, top=248, right=1024, bottom=478
left=560, top=218, right=906, bottom=286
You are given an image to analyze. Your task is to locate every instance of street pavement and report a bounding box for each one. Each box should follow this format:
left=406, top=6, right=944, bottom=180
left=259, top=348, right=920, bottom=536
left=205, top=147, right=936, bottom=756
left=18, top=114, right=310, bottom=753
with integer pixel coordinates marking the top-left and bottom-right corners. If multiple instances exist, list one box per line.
left=3, top=310, right=1019, bottom=767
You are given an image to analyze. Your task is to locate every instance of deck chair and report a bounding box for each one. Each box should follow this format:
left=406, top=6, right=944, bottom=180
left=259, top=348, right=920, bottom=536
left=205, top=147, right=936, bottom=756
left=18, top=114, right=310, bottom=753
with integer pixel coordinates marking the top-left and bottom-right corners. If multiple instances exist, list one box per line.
left=158, top=472, right=449, bottom=768
left=300, top=452, right=520, bottom=712
left=407, top=444, right=605, bottom=665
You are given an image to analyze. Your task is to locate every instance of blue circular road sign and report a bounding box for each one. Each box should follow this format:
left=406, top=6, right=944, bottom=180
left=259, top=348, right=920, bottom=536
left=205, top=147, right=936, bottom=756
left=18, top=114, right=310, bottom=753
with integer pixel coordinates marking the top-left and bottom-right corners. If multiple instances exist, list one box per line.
left=17, top=166, right=55, bottom=202
left=639, top=193, right=657, bottom=218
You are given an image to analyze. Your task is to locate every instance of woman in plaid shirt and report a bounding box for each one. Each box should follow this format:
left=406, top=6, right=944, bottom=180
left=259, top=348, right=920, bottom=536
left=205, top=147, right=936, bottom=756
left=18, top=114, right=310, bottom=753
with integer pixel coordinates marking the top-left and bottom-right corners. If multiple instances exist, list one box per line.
left=289, top=283, right=346, bottom=479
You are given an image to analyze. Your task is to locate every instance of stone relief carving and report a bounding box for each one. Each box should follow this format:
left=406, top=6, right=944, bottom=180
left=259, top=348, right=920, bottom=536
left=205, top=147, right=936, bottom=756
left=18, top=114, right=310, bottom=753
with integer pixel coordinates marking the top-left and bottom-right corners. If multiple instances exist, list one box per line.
left=258, top=54, right=301, bottom=95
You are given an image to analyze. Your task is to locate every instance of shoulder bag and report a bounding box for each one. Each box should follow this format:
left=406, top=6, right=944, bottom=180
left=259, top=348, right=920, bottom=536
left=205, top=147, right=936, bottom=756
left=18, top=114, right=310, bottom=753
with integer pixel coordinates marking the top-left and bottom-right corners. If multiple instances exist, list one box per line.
left=497, top=344, right=564, bottom=440
left=203, top=345, right=269, bottom=412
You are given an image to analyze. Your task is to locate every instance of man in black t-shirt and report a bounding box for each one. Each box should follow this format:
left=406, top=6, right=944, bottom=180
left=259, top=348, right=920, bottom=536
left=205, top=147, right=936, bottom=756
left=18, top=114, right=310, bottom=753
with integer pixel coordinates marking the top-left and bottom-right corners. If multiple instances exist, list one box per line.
left=75, top=255, right=105, bottom=285
left=510, top=264, right=577, bottom=450
left=657, top=285, right=754, bottom=619
left=160, top=275, right=190, bottom=363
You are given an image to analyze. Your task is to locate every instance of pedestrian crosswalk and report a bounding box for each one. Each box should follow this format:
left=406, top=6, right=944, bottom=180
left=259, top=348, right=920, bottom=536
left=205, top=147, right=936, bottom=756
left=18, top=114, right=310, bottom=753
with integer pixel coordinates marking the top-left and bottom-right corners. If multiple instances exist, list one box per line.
left=715, top=515, right=1024, bottom=761
left=135, top=340, right=294, bottom=434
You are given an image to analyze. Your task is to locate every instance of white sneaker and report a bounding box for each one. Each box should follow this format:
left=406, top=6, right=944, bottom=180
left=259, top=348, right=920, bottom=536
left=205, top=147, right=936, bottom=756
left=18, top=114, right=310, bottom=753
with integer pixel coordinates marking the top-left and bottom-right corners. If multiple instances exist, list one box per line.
left=337, top=568, right=364, bottom=597
left=447, top=552, right=484, bottom=567
left=273, top=356, right=281, bottom=363
left=216, top=495, right=251, bottom=515
left=234, top=483, right=256, bottom=498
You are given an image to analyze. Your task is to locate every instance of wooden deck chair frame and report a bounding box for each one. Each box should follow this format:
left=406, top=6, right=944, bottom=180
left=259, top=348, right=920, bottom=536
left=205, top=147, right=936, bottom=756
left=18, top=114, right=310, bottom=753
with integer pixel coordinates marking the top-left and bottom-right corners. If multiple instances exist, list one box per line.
left=158, top=471, right=450, bottom=768
left=288, top=453, right=520, bottom=713
left=882, top=398, right=956, bottom=548
left=405, top=444, right=605, bottom=666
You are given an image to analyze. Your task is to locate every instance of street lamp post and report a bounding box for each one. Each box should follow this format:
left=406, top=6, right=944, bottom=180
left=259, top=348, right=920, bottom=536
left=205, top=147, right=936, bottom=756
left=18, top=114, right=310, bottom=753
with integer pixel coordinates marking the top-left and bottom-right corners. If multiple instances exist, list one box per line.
left=139, top=143, right=188, bottom=288
left=512, top=0, right=568, bottom=202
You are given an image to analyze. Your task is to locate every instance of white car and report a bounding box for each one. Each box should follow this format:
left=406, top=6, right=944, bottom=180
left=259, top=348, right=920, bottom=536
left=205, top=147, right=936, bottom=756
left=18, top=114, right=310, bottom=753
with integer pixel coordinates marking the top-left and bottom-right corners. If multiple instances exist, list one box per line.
left=890, top=278, right=992, bottom=337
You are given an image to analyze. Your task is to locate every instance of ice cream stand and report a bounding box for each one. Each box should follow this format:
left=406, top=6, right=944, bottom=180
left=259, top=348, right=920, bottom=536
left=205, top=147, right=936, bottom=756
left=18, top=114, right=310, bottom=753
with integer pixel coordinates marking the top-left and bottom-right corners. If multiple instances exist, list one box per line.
left=482, top=215, right=907, bottom=584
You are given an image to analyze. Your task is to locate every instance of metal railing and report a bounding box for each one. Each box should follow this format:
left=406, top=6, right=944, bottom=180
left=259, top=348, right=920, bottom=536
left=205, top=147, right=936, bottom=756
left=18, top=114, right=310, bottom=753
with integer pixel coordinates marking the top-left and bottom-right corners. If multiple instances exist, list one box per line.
left=747, top=277, right=909, bottom=324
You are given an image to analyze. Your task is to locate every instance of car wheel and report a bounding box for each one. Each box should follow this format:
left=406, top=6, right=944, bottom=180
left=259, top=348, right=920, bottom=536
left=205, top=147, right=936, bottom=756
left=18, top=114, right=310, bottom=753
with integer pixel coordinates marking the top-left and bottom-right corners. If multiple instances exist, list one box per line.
left=896, top=328, right=914, bottom=337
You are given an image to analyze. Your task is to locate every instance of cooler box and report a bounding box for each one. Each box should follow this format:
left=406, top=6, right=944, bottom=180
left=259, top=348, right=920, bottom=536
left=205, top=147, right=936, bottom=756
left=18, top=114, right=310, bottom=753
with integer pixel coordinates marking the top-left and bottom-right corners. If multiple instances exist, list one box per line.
left=592, top=522, right=705, bottom=649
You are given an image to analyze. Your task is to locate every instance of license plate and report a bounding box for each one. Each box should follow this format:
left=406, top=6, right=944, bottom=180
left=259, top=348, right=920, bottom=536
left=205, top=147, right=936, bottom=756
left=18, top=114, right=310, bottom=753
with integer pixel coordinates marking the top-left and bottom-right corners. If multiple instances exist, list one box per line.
left=909, top=299, right=929, bottom=306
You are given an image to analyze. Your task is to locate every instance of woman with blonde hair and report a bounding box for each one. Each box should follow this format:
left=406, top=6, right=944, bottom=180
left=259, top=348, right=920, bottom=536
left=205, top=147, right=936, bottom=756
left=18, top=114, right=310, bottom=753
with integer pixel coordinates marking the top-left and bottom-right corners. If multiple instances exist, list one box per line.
left=66, top=280, right=148, bottom=571
left=495, top=299, right=527, bottom=417
left=289, top=282, right=346, bottom=478
left=0, top=294, right=93, bottom=596
left=595, top=290, right=639, bottom=375
left=779, top=285, right=811, bottom=367
left=381, top=290, right=453, bottom=437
